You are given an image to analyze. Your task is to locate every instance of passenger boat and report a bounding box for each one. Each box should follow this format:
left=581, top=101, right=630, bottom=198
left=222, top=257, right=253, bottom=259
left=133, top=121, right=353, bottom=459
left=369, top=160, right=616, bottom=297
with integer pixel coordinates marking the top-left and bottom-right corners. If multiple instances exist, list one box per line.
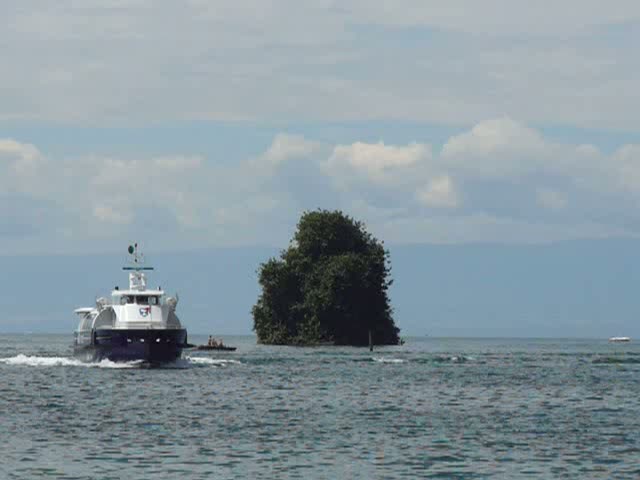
left=73, top=244, right=188, bottom=362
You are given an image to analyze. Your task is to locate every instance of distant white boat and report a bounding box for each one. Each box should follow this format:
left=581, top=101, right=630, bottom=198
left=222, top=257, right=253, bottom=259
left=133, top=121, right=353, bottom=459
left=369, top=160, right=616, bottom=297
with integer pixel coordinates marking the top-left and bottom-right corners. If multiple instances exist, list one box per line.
left=608, top=337, right=631, bottom=343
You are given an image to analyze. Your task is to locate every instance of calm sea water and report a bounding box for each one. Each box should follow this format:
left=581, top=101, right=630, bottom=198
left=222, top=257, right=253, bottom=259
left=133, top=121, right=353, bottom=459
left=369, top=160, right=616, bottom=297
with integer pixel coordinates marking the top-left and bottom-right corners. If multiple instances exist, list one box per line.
left=1, top=334, right=639, bottom=479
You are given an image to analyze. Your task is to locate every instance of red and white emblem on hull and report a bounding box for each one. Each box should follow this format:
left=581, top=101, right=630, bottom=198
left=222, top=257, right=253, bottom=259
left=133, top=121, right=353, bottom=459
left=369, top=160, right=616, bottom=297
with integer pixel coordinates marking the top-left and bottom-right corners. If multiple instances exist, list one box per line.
left=139, top=306, right=151, bottom=317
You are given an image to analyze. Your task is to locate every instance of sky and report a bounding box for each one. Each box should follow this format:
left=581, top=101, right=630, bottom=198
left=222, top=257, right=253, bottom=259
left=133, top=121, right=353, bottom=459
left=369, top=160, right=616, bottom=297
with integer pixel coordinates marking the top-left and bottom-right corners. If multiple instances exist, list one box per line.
left=2, top=1, right=640, bottom=336
left=2, top=241, right=640, bottom=338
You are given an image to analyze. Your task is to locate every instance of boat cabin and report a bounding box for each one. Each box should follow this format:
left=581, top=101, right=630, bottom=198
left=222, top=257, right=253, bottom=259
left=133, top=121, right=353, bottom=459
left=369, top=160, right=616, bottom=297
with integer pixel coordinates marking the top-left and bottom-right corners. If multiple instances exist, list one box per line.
left=112, top=292, right=163, bottom=306
left=74, top=254, right=182, bottom=339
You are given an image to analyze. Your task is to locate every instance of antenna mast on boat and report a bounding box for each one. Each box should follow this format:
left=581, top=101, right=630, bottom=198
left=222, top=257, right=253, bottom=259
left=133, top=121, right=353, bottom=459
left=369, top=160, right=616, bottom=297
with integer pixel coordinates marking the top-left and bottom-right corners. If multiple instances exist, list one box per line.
left=123, top=243, right=154, bottom=291
left=123, top=243, right=154, bottom=271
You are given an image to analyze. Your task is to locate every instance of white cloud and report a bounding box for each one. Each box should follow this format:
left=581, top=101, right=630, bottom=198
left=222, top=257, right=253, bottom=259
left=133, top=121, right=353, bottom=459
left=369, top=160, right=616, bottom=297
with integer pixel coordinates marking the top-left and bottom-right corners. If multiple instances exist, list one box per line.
left=338, top=141, right=426, bottom=171
left=536, top=188, right=568, bottom=211
left=5, top=120, right=640, bottom=254
left=92, top=205, right=134, bottom=225
left=89, top=156, right=203, bottom=190
left=441, top=117, right=550, bottom=179
left=0, top=139, right=41, bottom=164
left=261, top=133, right=321, bottom=166
left=0, top=139, right=46, bottom=194
left=325, top=141, right=431, bottom=187
left=343, top=1, right=640, bottom=36
left=442, top=117, right=544, bottom=157
left=416, top=176, right=460, bottom=208
left=612, top=145, right=640, bottom=194
left=81, top=155, right=206, bottom=230
left=2, top=2, right=639, bottom=129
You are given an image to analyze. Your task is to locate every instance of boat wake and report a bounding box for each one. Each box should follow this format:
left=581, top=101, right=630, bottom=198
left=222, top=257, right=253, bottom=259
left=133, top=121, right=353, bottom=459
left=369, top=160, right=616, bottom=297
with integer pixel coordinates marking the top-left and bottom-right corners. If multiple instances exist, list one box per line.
left=432, top=355, right=472, bottom=363
left=0, top=354, right=242, bottom=369
left=371, top=356, right=407, bottom=364
left=184, top=356, right=242, bottom=366
left=0, top=354, right=143, bottom=368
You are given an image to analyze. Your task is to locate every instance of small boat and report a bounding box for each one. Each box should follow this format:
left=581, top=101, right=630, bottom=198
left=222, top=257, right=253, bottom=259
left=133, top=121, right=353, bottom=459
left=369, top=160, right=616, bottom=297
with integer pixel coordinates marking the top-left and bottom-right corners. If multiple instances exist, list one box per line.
left=609, top=337, right=631, bottom=343
left=73, top=244, right=188, bottom=362
left=196, top=344, right=237, bottom=351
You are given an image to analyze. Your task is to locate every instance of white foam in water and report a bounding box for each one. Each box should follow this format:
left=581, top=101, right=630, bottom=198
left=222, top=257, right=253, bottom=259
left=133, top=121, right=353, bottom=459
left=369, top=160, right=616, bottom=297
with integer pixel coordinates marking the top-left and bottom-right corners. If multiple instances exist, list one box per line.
left=372, top=357, right=406, bottom=364
left=0, top=354, right=143, bottom=369
left=0, top=354, right=242, bottom=369
left=0, top=354, right=81, bottom=367
left=92, top=359, right=146, bottom=369
left=449, top=356, right=472, bottom=362
left=185, top=356, right=242, bottom=366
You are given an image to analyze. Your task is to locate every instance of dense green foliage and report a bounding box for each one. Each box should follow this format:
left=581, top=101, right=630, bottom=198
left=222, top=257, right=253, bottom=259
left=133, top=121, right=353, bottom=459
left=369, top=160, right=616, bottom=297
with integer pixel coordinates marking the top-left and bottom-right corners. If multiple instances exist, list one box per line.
left=252, top=210, right=400, bottom=346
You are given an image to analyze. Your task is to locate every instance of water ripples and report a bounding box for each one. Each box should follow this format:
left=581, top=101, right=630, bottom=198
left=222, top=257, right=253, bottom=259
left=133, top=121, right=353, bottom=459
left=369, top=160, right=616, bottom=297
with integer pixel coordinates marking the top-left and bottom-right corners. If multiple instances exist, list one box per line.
left=1, top=336, right=639, bottom=479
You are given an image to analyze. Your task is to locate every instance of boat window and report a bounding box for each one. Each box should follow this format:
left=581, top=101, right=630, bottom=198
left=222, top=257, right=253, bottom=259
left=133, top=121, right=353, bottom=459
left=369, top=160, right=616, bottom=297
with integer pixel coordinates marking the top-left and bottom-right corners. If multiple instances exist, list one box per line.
left=126, top=295, right=135, bottom=304
left=149, top=296, right=158, bottom=305
left=120, top=296, right=127, bottom=305
left=137, top=296, right=149, bottom=305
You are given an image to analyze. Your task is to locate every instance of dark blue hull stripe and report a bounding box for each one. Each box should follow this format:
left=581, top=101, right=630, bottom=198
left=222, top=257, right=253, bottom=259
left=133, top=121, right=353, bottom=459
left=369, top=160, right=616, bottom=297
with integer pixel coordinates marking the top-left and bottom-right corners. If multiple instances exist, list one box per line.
left=74, top=329, right=187, bottom=362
